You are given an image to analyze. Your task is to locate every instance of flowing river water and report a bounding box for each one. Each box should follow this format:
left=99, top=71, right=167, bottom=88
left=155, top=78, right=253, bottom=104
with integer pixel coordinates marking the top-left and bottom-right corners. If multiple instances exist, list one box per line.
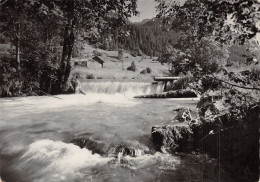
left=0, top=81, right=234, bottom=182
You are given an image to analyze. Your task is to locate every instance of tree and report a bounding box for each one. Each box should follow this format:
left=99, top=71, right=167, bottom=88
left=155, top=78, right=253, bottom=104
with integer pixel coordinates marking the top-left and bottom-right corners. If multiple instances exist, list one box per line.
left=1, top=0, right=26, bottom=70
left=56, top=0, right=138, bottom=91
left=164, top=38, right=228, bottom=76
left=155, top=0, right=259, bottom=76
left=1, top=0, right=65, bottom=95
left=0, top=0, right=138, bottom=96
left=118, top=49, right=124, bottom=70
left=156, top=0, right=260, bottom=45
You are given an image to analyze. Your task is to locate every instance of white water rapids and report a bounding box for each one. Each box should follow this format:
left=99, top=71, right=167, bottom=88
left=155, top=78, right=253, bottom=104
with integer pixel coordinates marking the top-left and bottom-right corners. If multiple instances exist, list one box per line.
left=0, top=81, right=233, bottom=182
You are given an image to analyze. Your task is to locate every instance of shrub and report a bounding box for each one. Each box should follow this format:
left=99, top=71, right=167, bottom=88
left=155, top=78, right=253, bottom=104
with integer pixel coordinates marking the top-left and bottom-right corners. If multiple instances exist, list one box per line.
left=0, top=56, right=44, bottom=97
left=140, top=69, right=147, bottom=74
left=250, top=67, right=260, bottom=81
left=127, top=61, right=136, bottom=71
left=72, top=72, right=82, bottom=79
left=86, top=74, right=95, bottom=79
left=146, top=67, right=152, bottom=73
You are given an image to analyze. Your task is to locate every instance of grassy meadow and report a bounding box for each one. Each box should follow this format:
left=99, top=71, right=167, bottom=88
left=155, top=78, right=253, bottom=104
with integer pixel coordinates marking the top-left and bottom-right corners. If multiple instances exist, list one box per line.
left=71, top=44, right=169, bottom=81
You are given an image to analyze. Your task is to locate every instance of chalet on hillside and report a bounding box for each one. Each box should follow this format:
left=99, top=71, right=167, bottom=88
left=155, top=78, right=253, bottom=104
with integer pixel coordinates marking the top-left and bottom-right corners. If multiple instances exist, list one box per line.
left=92, top=56, right=105, bottom=68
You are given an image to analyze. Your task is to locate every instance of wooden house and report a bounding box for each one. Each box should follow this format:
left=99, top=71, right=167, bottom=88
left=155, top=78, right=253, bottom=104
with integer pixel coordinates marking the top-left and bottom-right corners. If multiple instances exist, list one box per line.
left=92, top=56, right=105, bottom=68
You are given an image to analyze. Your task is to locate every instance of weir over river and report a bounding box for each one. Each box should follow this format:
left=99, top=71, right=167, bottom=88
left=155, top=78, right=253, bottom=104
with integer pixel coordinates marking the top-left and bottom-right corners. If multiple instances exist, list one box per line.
left=0, top=81, right=234, bottom=182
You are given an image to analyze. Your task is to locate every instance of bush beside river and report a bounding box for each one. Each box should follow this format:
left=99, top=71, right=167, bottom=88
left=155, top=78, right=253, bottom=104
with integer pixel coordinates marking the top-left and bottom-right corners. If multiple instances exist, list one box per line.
left=151, top=72, right=260, bottom=182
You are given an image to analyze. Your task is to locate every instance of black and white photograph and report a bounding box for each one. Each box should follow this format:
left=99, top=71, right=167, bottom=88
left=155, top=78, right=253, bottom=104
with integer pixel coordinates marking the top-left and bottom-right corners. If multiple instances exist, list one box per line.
left=0, top=0, right=259, bottom=181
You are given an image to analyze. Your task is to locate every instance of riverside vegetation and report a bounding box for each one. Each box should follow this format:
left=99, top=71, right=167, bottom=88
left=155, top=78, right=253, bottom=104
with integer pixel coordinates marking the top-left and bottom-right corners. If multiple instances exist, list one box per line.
left=150, top=0, right=260, bottom=181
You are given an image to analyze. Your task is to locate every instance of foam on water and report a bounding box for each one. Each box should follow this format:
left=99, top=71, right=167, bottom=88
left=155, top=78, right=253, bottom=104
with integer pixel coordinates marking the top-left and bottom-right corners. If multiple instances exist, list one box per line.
left=0, top=93, right=139, bottom=118
left=13, top=139, right=182, bottom=182
left=0, top=81, right=203, bottom=181
left=18, top=139, right=113, bottom=182
left=123, top=152, right=181, bottom=170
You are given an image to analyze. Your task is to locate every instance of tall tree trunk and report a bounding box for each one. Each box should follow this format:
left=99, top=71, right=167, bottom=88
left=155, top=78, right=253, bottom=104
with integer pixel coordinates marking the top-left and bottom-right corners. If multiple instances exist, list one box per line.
left=15, top=23, right=20, bottom=70
left=59, top=0, right=75, bottom=92
left=64, top=28, right=75, bottom=84
left=60, top=26, right=69, bottom=84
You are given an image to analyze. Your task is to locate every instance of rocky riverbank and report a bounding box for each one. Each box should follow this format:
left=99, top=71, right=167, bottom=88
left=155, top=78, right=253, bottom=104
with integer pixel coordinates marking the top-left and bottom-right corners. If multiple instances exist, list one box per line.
left=152, top=89, right=259, bottom=181
left=134, top=89, right=197, bottom=98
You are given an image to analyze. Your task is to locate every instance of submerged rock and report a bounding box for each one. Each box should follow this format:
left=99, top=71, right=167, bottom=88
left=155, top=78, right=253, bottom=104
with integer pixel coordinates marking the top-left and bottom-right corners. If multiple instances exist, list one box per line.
left=107, top=141, right=151, bottom=158
left=108, top=145, right=144, bottom=158
left=70, top=138, right=105, bottom=155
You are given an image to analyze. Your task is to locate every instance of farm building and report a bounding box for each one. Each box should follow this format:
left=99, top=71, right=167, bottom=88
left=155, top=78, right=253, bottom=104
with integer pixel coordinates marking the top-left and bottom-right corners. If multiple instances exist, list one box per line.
left=92, top=56, right=105, bottom=68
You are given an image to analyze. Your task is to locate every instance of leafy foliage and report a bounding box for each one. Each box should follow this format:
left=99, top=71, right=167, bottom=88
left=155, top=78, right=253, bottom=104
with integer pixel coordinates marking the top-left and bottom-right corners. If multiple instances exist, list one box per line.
left=159, top=38, right=228, bottom=76
left=146, top=67, right=152, bottom=73
left=154, top=0, right=259, bottom=77
left=0, top=0, right=138, bottom=96
left=156, top=0, right=260, bottom=44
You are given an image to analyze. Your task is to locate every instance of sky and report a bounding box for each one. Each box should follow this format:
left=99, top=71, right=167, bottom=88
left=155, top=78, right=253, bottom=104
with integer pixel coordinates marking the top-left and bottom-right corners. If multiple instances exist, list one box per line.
left=129, top=0, right=159, bottom=23
left=129, top=0, right=186, bottom=23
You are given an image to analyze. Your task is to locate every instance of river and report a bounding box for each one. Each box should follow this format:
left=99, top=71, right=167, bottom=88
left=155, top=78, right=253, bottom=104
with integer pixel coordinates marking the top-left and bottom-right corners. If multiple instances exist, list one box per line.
left=0, top=81, right=234, bottom=182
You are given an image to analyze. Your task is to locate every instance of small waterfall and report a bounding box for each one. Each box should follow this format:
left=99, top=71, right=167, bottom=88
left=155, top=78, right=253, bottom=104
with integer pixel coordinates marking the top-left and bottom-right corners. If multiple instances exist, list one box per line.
left=79, top=81, right=164, bottom=95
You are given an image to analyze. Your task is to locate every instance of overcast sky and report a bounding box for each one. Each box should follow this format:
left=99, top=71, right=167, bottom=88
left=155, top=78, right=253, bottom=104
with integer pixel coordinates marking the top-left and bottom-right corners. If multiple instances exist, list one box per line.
left=129, top=0, right=159, bottom=22
left=129, top=0, right=186, bottom=23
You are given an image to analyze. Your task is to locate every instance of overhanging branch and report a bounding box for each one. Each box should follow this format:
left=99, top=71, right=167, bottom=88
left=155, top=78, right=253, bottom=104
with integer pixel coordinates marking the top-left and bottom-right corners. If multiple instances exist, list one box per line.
left=211, top=74, right=260, bottom=91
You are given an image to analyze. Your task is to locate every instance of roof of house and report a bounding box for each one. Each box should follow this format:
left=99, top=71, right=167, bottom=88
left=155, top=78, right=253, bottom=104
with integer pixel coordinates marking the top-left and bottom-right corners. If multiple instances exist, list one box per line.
left=92, top=56, right=105, bottom=64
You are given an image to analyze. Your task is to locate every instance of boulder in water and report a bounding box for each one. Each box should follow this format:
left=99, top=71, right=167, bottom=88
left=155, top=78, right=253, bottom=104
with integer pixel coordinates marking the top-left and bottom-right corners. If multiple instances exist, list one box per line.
left=107, top=141, right=151, bottom=158
left=70, top=138, right=105, bottom=155
left=152, top=125, right=193, bottom=153
left=152, top=106, right=195, bottom=153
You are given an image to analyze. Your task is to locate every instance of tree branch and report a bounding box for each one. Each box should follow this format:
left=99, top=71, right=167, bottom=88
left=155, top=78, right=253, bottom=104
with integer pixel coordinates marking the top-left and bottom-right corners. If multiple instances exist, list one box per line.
left=212, top=74, right=260, bottom=91
left=0, top=0, right=8, bottom=6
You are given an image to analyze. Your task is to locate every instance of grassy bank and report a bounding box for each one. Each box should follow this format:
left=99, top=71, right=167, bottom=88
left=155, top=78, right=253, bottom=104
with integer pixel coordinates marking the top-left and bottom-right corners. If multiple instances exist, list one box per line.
left=71, top=44, right=169, bottom=81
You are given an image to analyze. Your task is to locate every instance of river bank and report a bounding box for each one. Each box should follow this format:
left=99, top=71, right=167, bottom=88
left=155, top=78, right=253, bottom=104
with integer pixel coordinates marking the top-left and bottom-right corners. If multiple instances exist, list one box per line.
left=151, top=87, right=260, bottom=182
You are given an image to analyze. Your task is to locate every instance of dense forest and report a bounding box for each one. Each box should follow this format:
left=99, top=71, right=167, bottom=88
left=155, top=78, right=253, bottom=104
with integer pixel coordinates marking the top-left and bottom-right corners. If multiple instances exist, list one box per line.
left=88, top=17, right=180, bottom=57
left=97, top=17, right=259, bottom=65
left=116, top=19, right=180, bottom=57
left=0, top=0, right=138, bottom=97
